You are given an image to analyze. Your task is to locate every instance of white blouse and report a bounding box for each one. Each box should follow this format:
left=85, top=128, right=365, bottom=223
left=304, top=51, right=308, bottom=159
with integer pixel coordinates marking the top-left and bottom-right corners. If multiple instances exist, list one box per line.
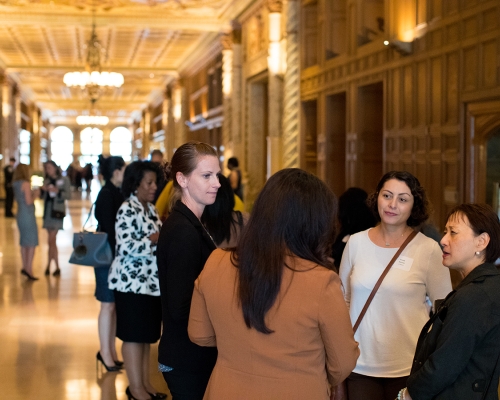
left=339, top=229, right=452, bottom=377
left=108, top=195, right=162, bottom=296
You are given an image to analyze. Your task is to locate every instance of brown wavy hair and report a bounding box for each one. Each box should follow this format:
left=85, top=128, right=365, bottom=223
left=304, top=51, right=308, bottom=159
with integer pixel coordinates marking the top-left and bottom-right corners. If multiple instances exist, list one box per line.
left=367, top=171, right=431, bottom=227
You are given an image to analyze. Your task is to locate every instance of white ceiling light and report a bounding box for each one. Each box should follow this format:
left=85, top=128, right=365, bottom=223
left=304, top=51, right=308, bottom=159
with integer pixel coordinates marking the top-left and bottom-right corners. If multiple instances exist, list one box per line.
left=76, top=115, right=109, bottom=126
left=63, top=8, right=124, bottom=102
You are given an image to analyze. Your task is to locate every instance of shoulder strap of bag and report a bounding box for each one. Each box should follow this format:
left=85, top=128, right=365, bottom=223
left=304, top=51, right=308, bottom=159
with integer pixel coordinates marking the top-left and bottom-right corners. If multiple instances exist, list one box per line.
left=352, top=229, right=418, bottom=333
left=82, top=203, right=95, bottom=232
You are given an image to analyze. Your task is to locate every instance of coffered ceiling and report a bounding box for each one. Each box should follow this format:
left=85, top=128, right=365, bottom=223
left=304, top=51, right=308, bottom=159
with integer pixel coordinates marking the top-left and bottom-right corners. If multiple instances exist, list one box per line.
left=0, top=0, right=252, bottom=125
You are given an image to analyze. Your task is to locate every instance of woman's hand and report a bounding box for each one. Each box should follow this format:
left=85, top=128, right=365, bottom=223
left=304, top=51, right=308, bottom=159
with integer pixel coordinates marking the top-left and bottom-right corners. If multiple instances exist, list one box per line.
left=149, top=232, right=159, bottom=245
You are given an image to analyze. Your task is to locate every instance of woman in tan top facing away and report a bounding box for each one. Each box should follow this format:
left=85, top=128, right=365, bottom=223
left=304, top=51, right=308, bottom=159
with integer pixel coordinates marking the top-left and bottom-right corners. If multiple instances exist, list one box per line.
left=188, top=168, right=359, bottom=400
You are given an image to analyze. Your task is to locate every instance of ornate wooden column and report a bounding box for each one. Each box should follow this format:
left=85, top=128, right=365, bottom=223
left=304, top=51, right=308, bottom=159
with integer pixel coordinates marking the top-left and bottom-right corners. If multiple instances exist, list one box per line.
left=221, top=33, right=233, bottom=165
left=282, top=0, right=300, bottom=168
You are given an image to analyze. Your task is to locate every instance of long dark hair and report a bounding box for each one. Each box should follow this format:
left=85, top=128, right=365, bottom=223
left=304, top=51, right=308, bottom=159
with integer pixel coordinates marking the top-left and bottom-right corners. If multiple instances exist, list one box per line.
left=201, top=174, right=236, bottom=245
left=121, top=161, right=159, bottom=199
left=234, top=168, right=337, bottom=334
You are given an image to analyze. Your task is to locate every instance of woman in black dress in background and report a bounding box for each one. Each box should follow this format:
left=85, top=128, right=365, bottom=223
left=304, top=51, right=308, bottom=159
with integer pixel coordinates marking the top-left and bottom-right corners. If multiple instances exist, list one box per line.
left=94, top=155, right=125, bottom=372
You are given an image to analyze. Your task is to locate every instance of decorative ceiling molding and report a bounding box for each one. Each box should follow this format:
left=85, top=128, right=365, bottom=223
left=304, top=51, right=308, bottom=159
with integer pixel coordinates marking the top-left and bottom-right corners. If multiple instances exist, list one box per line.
left=0, top=0, right=253, bottom=123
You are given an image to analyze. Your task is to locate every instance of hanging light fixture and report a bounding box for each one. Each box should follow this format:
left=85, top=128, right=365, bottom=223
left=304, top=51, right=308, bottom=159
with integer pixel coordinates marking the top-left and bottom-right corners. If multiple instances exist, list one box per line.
left=63, top=7, right=124, bottom=102
left=76, top=115, right=109, bottom=126
left=77, top=99, right=109, bottom=126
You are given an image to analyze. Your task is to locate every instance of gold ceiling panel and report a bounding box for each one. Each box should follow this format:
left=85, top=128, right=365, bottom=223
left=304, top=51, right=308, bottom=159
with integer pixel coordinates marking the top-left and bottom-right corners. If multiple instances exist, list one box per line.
left=0, top=0, right=244, bottom=124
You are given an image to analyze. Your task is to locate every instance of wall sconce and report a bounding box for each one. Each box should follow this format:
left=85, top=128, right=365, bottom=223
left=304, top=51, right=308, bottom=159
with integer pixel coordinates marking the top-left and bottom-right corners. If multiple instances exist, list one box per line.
left=173, top=88, right=182, bottom=122
left=268, top=12, right=285, bottom=76
left=384, top=40, right=413, bottom=56
left=222, top=48, right=233, bottom=96
left=2, top=103, right=11, bottom=118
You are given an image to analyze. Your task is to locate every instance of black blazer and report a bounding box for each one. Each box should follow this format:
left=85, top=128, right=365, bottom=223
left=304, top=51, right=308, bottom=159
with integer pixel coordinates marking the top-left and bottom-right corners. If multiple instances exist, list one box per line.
left=157, top=200, right=218, bottom=372
left=407, top=263, right=500, bottom=400
left=94, top=180, right=124, bottom=258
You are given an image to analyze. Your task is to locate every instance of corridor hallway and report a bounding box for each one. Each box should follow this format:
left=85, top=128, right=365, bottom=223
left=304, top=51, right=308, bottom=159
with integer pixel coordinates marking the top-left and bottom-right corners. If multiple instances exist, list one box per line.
left=0, top=188, right=169, bottom=400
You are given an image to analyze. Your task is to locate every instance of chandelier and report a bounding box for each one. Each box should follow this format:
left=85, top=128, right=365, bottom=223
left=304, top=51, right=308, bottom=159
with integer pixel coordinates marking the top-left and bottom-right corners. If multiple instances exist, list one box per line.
left=63, top=9, right=124, bottom=102
left=76, top=115, right=109, bottom=126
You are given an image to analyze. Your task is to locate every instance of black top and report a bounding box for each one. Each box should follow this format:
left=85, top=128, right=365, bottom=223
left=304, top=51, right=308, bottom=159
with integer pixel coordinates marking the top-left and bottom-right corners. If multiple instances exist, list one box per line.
left=3, top=165, right=14, bottom=186
left=407, top=263, right=500, bottom=400
left=94, top=180, right=124, bottom=258
left=157, top=200, right=218, bottom=372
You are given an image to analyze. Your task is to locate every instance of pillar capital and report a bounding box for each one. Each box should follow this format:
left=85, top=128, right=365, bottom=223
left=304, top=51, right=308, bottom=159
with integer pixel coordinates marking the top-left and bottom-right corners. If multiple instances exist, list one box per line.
left=220, top=33, right=232, bottom=51
left=267, top=0, right=283, bottom=13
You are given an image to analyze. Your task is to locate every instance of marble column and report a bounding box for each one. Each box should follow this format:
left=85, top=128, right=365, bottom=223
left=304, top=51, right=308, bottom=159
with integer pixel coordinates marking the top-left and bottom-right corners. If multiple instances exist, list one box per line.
left=230, top=25, right=243, bottom=161
left=267, top=0, right=284, bottom=177
left=173, top=81, right=187, bottom=149
left=221, top=33, right=233, bottom=166
left=282, top=0, right=300, bottom=169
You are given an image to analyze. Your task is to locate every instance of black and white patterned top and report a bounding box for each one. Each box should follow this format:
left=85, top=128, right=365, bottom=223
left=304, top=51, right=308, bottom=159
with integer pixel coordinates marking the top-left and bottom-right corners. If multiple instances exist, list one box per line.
left=108, top=194, right=162, bottom=296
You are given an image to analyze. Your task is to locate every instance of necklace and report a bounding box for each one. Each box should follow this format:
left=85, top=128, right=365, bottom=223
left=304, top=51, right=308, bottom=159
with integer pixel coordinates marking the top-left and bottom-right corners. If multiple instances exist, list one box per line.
left=382, top=228, right=409, bottom=247
left=201, top=223, right=217, bottom=247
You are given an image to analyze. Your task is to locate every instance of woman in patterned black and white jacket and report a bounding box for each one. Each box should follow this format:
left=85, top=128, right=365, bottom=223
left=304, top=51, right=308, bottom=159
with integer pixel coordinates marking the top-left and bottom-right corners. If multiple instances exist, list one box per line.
left=108, top=161, right=166, bottom=400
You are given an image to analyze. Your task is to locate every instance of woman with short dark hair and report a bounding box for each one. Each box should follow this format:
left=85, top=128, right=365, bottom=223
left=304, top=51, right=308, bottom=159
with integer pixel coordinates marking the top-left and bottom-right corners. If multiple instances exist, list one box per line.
left=107, top=161, right=165, bottom=400
left=188, top=168, right=359, bottom=400
left=339, top=171, right=452, bottom=400
left=93, top=155, right=125, bottom=372
left=399, top=203, right=500, bottom=400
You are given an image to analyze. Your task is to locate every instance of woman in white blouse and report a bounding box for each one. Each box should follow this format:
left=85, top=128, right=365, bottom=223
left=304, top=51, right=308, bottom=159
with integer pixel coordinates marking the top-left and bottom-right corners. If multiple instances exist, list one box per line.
left=339, top=171, right=452, bottom=400
left=108, top=161, right=165, bottom=400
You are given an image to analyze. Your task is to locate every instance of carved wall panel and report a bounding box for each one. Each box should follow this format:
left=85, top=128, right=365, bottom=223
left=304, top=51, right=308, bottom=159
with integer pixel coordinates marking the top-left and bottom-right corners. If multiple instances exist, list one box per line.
left=482, top=40, right=497, bottom=88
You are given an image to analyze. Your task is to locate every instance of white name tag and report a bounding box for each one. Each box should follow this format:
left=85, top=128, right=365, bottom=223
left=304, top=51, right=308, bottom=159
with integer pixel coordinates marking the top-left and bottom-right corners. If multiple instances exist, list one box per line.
left=394, top=256, right=413, bottom=271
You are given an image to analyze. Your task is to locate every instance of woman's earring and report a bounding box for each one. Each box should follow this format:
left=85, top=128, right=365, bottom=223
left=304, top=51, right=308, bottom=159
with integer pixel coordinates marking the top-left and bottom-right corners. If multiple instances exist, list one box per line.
left=475, top=251, right=481, bottom=256
left=134, top=190, right=138, bottom=195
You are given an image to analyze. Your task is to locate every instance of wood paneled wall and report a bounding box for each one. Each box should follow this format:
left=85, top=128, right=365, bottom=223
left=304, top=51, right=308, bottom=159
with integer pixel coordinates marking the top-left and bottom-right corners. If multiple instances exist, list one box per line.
left=301, top=0, right=500, bottom=228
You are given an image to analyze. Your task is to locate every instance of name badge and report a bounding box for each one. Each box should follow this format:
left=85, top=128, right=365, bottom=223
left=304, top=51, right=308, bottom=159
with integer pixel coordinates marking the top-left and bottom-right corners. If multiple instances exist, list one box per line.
left=394, top=256, right=413, bottom=271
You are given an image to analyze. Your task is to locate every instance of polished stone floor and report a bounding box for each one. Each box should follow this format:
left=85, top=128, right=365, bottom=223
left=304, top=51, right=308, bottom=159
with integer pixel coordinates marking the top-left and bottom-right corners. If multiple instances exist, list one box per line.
left=0, top=186, right=169, bottom=400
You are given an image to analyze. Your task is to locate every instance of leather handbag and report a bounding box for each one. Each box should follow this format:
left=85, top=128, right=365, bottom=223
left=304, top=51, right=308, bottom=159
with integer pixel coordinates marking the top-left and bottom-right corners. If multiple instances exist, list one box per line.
left=50, top=198, right=66, bottom=219
left=69, top=204, right=113, bottom=267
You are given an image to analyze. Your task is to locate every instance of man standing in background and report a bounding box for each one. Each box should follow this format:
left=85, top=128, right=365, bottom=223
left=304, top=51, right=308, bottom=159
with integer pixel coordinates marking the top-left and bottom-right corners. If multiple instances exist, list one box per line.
left=3, top=157, right=15, bottom=217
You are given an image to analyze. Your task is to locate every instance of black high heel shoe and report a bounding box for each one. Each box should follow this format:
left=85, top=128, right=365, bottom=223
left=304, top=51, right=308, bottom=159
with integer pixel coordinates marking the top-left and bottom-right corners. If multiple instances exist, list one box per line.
left=126, top=386, right=152, bottom=400
left=21, top=270, right=39, bottom=281
left=114, top=359, right=124, bottom=367
left=148, top=392, right=168, bottom=400
left=96, top=352, right=121, bottom=372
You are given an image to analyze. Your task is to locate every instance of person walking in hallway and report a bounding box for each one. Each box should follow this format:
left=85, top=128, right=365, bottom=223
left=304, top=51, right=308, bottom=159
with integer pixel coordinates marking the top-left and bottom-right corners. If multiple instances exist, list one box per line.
left=13, top=163, right=39, bottom=280
left=94, top=155, right=126, bottom=372
left=227, top=157, right=243, bottom=201
left=4, top=157, right=15, bottom=217
left=157, top=141, right=221, bottom=400
left=41, top=160, right=71, bottom=276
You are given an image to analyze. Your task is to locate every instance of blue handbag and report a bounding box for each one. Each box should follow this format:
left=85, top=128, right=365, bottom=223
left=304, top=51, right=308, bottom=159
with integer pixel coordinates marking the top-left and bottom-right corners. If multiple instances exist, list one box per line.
left=69, top=204, right=113, bottom=267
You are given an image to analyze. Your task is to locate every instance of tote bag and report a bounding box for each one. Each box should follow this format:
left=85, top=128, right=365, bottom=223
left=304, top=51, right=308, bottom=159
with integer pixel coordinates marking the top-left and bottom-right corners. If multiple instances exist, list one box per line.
left=69, top=203, right=113, bottom=267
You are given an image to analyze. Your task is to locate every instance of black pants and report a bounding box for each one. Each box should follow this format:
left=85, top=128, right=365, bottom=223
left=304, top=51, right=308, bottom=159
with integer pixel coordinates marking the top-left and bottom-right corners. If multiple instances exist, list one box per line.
left=162, top=368, right=212, bottom=400
left=4, top=186, right=13, bottom=216
left=346, top=372, right=408, bottom=400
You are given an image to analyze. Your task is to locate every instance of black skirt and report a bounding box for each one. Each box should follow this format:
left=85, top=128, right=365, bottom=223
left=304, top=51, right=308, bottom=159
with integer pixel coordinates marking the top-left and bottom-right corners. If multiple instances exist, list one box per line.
left=114, top=290, right=162, bottom=343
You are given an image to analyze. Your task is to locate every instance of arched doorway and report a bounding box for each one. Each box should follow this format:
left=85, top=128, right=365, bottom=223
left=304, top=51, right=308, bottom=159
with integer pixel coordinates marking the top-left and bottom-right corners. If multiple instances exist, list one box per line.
left=50, top=126, right=74, bottom=170
left=465, top=101, right=500, bottom=215
left=110, top=127, right=132, bottom=162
